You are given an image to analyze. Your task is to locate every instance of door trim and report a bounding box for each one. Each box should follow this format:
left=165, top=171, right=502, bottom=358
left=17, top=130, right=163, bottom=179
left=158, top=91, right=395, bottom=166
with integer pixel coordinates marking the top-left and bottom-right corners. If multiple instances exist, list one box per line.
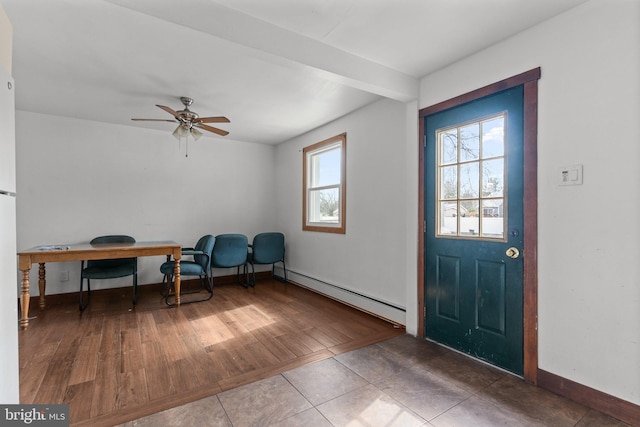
left=418, top=68, right=540, bottom=384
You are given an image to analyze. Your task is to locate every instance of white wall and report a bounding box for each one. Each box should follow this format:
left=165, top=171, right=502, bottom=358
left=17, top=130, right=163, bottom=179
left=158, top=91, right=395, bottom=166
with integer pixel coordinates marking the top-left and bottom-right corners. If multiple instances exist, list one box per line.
left=420, top=0, right=639, bottom=406
left=0, top=4, right=11, bottom=73
left=275, top=98, right=412, bottom=325
left=0, top=3, right=18, bottom=405
left=16, top=111, right=277, bottom=295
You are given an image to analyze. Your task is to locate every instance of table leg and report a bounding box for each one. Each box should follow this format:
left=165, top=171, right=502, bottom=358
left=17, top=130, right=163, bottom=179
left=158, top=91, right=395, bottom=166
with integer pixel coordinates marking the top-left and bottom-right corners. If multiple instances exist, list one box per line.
left=38, top=263, right=46, bottom=309
left=19, top=268, right=30, bottom=330
left=174, top=258, right=181, bottom=306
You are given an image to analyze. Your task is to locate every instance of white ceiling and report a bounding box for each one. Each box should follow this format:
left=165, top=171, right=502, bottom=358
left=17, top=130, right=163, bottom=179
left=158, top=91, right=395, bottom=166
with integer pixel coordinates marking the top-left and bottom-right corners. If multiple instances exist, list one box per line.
left=2, top=0, right=588, bottom=144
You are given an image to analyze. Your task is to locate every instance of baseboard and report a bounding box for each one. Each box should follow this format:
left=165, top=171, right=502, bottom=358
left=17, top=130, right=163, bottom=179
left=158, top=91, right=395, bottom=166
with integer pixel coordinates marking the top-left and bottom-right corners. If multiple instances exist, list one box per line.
left=537, top=369, right=640, bottom=426
left=283, top=269, right=406, bottom=326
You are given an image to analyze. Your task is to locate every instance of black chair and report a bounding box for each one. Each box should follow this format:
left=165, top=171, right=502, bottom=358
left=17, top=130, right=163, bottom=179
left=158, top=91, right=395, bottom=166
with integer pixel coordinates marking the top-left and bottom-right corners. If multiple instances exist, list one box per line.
left=211, top=234, right=250, bottom=287
left=160, top=234, right=215, bottom=306
left=248, top=232, right=287, bottom=286
left=79, top=235, right=137, bottom=311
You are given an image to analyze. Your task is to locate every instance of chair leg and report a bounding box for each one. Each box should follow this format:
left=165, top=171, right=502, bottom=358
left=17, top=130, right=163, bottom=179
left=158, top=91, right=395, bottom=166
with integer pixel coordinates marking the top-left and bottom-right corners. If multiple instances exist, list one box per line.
left=203, top=273, right=213, bottom=295
left=198, top=275, right=213, bottom=301
left=79, top=278, right=90, bottom=312
left=165, top=274, right=213, bottom=306
left=244, top=263, right=251, bottom=287
left=207, top=268, right=213, bottom=293
left=273, top=260, right=287, bottom=283
left=252, top=262, right=256, bottom=287
left=162, top=274, right=174, bottom=297
left=237, top=265, right=249, bottom=288
left=164, top=275, right=175, bottom=306
left=132, top=272, right=138, bottom=306
left=160, top=274, right=168, bottom=297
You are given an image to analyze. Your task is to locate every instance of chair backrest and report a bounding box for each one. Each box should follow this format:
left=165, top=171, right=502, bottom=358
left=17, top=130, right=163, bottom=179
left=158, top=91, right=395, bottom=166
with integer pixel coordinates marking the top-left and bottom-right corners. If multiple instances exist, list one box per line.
left=212, top=234, right=248, bottom=268
left=193, top=235, right=215, bottom=270
left=252, top=232, right=285, bottom=264
left=90, top=235, right=135, bottom=245
left=88, top=235, right=136, bottom=268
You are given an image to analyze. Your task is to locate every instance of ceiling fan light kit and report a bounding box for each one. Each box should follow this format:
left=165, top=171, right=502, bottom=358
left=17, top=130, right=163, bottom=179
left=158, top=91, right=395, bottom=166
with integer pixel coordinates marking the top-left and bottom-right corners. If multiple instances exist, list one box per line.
left=132, top=96, right=229, bottom=156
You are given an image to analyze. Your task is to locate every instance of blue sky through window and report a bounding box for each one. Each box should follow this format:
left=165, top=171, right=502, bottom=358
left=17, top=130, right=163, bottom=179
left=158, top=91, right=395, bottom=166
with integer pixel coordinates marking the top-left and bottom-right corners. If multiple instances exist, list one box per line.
left=316, top=148, right=341, bottom=186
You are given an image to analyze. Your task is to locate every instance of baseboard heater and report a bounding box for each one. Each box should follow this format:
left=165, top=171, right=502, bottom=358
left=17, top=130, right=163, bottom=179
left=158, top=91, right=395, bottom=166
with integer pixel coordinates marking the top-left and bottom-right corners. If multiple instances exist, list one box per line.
left=280, top=267, right=406, bottom=327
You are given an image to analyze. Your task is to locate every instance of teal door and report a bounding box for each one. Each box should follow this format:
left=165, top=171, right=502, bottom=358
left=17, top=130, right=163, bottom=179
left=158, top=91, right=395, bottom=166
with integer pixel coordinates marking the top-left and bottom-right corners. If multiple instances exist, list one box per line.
left=424, top=87, right=524, bottom=374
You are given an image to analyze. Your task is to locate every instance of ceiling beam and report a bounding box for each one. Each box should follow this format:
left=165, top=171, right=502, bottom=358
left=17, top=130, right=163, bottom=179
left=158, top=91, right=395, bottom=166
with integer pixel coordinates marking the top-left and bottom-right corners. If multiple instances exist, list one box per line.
left=105, top=0, right=418, bottom=102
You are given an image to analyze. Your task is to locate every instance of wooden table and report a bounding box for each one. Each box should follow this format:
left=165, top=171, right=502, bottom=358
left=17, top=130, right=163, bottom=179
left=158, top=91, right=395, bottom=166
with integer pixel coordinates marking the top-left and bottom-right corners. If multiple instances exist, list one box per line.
left=17, top=240, right=182, bottom=329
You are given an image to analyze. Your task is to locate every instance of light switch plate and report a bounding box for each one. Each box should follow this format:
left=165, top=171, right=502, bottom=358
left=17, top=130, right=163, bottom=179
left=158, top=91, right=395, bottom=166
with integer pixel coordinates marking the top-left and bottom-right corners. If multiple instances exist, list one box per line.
left=558, top=164, right=583, bottom=186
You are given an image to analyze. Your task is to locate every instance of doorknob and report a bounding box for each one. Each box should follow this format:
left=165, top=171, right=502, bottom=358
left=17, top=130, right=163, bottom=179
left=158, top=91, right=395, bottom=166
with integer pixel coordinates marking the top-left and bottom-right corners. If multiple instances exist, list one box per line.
left=506, top=247, right=520, bottom=259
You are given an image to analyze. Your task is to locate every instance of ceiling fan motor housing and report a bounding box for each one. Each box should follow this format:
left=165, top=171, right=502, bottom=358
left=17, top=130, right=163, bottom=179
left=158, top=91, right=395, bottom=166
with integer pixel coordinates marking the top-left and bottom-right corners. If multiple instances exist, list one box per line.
left=177, top=109, right=198, bottom=121
left=177, top=97, right=198, bottom=121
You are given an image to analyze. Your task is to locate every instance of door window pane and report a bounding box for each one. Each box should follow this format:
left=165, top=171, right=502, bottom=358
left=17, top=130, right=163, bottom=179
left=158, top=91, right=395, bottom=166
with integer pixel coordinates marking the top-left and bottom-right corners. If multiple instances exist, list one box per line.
left=482, top=116, right=505, bottom=158
left=460, top=123, right=479, bottom=161
left=460, top=200, right=479, bottom=236
left=440, top=166, right=457, bottom=200
left=436, top=113, right=506, bottom=240
left=460, top=162, right=479, bottom=199
left=482, top=158, right=504, bottom=198
left=440, top=130, right=458, bottom=164
left=439, top=201, right=458, bottom=235
left=481, top=199, right=504, bottom=238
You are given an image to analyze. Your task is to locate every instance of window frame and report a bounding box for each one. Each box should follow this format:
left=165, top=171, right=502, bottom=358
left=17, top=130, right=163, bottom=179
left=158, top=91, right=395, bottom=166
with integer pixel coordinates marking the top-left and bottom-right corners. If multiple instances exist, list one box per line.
left=302, top=133, right=347, bottom=234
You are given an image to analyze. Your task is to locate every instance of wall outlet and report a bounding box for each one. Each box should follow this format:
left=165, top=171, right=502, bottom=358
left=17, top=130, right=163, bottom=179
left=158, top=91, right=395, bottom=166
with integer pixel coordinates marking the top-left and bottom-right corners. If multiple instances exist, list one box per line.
left=59, top=271, right=69, bottom=282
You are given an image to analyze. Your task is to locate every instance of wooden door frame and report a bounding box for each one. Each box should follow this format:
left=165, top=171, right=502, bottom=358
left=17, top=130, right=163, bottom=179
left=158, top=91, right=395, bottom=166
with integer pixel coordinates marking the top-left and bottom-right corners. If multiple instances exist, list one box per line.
left=418, top=68, right=540, bottom=384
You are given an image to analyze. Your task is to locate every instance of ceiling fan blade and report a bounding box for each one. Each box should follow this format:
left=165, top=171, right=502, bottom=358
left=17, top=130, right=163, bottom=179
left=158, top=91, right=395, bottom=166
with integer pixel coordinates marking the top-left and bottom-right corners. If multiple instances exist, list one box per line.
left=193, top=116, right=230, bottom=124
left=195, top=123, right=229, bottom=136
left=156, top=104, right=182, bottom=119
left=131, top=118, right=176, bottom=122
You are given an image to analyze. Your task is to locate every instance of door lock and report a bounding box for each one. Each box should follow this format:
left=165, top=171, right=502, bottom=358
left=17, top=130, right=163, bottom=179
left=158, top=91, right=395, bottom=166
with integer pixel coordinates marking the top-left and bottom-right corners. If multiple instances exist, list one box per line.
left=506, top=247, right=520, bottom=259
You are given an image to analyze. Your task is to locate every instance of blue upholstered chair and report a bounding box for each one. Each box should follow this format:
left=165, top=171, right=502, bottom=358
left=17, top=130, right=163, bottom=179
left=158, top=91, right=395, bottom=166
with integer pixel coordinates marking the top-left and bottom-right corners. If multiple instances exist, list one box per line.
left=79, top=235, right=137, bottom=311
left=160, top=234, right=215, bottom=306
left=211, top=234, right=250, bottom=287
left=248, top=232, right=287, bottom=286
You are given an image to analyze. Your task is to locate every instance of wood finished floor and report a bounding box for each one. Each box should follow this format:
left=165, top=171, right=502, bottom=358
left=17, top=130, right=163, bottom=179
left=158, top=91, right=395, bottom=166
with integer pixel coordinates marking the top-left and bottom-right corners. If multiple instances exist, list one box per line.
left=18, top=278, right=404, bottom=426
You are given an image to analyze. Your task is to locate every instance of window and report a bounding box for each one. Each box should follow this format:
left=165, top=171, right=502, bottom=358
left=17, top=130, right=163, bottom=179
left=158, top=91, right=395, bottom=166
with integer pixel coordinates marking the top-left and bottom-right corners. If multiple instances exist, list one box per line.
left=436, top=113, right=506, bottom=240
left=303, top=133, right=346, bottom=234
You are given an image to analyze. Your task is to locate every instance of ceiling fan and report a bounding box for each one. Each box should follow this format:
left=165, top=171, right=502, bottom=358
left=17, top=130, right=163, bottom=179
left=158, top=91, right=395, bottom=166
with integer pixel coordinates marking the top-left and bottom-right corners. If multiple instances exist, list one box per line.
left=132, top=96, right=230, bottom=141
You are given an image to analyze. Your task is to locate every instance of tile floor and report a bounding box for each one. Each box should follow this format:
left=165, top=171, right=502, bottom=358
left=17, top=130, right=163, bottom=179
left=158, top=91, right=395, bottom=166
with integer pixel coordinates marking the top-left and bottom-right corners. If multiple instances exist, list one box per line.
left=119, top=335, right=631, bottom=426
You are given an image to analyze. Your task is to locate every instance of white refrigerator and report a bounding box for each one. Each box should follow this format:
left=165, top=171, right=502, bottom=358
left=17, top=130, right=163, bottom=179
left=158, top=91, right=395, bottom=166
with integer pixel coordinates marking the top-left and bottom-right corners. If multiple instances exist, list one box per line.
left=0, top=63, right=19, bottom=403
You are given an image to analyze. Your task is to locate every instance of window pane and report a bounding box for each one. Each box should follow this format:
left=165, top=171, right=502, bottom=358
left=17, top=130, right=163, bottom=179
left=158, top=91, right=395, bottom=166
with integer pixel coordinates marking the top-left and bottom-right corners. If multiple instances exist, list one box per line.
left=482, top=158, right=504, bottom=197
left=435, top=114, right=506, bottom=240
left=310, top=147, right=340, bottom=187
left=440, top=130, right=457, bottom=164
left=482, top=116, right=504, bottom=158
left=439, top=201, right=458, bottom=235
left=440, top=166, right=457, bottom=200
left=460, top=123, right=479, bottom=161
left=460, top=200, right=479, bottom=236
left=459, top=162, right=479, bottom=199
left=308, top=188, right=340, bottom=224
left=481, top=199, right=504, bottom=238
